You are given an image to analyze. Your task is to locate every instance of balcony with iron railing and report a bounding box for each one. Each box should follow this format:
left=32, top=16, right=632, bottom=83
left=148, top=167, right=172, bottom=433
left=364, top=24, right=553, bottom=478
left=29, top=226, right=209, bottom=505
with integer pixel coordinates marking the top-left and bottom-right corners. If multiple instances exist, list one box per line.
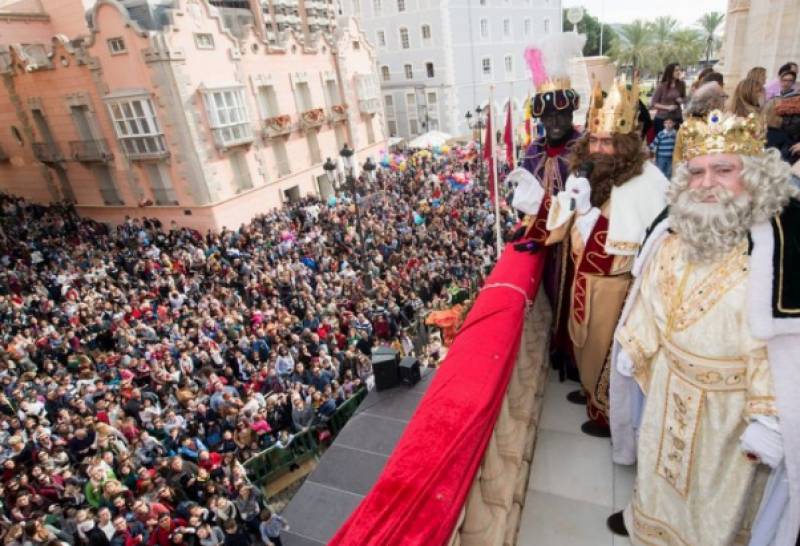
left=263, top=115, right=294, bottom=139
left=32, top=142, right=63, bottom=163
left=299, top=107, right=326, bottom=130
left=119, top=135, right=170, bottom=161
left=70, top=139, right=113, bottom=162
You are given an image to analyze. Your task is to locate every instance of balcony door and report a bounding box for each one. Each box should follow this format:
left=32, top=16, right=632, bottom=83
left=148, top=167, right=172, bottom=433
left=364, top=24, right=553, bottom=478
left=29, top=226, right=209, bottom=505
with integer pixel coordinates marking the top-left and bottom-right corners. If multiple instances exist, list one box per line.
left=71, top=106, right=94, bottom=141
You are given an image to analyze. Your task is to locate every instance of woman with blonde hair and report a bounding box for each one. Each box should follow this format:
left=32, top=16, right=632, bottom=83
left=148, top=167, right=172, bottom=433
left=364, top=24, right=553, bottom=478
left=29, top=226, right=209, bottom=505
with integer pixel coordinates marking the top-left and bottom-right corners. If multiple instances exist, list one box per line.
left=729, top=66, right=767, bottom=116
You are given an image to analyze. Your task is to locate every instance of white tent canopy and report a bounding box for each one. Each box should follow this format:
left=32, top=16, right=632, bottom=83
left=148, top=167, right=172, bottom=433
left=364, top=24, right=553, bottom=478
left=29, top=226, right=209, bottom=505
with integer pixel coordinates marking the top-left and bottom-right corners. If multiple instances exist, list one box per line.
left=408, top=130, right=452, bottom=148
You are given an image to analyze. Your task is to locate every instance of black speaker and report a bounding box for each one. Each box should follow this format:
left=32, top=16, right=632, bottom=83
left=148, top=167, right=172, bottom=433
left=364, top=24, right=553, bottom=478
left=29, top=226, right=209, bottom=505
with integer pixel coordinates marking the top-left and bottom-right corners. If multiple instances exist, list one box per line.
left=398, top=356, right=421, bottom=386
left=372, top=349, right=400, bottom=391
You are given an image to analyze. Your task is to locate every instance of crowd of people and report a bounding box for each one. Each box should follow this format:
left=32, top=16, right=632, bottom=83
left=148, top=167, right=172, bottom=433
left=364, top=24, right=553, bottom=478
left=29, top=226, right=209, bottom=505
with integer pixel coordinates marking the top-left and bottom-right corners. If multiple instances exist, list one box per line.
left=0, top=148, right=506, bottom=546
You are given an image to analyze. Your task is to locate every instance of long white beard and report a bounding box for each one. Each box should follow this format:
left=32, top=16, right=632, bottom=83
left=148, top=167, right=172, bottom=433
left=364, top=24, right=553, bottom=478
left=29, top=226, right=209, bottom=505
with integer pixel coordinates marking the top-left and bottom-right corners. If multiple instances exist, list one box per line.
left=668, top=187, right=752, bottom=264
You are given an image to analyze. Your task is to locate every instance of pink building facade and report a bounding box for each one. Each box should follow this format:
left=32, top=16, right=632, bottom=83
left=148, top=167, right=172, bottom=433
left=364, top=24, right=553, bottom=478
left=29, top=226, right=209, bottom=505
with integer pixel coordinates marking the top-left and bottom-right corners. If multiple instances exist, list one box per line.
left=0, top=0, right=386, bottom=231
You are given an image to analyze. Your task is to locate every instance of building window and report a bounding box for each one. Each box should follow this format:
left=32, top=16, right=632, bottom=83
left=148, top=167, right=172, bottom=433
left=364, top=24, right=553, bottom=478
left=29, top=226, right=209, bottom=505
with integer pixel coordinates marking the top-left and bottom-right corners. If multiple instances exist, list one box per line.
left=387, top=120, right=398, bottom=137
left=229, top=151, right=253, bottom=192
left=421, top=24, right=431, bottom=41
left=381, top=65, right=391, bottom=81
left=524, top=18, right=531, bottom=36
left=427, top=92, right=437, bottom=105
left=194, top=33, right=215, bottom=49
left=295, top=82, right=313, bottom=112
left=325, top=78, right=341, bottom=106
left=273, top=138, right=291, bottom=176
left=505, top=54, right=513, bottom=74
left=544, top=17, right=550, bottom=33
left=409, top=119, right=419, bottom=135
left=426, top=62, right=434, bottom=78
left=373, top=0, right=381, bottom=14
left=481, top=57, right=491, bottom=76
left=397, top=0, right=405, bottom=11
left=480, top=18, right=488, bottom=39
left=144, top=164, right=177, bottom=205
left=404, top=64, right=413, bottom=79
left=203, top=87, right=252, bottom=147
left=107, top=37, right=127, bottom=55
left=399, top=27, right=409, bottom=49
left=503, top=18, right=510, bottom=37
left=257, top=85, right=280, bottom=119
left=479, top=0, right=486, bottom=5
left=307, top=130, right=322, bottom=164
left=377, top=30, right=386, bottom=47
left=384, top=95, right=395, bottom=118
left=366, top=117, right=375, bottom=144
left=107, top=97, right=167, bottom=156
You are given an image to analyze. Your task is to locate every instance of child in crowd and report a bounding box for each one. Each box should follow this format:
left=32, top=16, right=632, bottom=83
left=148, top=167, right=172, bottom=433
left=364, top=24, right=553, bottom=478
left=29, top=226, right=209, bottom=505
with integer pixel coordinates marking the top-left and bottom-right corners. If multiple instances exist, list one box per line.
left=650, top=117, right=677, bottom=179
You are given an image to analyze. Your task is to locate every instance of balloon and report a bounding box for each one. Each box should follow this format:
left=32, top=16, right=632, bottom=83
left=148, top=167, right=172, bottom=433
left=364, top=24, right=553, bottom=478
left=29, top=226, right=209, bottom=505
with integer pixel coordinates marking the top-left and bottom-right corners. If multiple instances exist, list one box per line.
left=398, top=162, right=407, bottom=172
left=441, top=145, right=450, bottom=154
left=327, top=196, right=337, bottom=206
left=432, top=146, right=441, bottom=154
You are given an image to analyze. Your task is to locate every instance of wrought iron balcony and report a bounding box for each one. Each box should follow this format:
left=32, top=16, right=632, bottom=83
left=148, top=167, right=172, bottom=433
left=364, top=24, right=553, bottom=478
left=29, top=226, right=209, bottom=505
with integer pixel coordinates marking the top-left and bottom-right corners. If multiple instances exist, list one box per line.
left=32, top=142, right=63, bottom=163
left=70, top=139, right=113, bottom=162
left=329, top=104, right=348, bottom=123
left=300, top=107, right=325, bottom=130
left=263, top=115, right=294, bottom=139
left=358, top=98, right=380, bottom=115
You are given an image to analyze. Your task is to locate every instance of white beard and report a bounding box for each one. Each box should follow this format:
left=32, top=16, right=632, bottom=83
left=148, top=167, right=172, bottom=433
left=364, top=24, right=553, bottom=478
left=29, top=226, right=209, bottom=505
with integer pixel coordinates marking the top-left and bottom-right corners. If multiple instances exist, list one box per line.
left=668, top=187, right=752, bottom=264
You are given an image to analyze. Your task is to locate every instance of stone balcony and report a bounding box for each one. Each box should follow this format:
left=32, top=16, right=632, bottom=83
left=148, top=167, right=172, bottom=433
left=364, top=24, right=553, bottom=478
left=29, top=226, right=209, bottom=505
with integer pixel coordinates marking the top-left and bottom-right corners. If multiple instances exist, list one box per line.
left=300, top=107, right=326, bottom=130
left=263, top=115, right=294, bottom=139
left=358, top=97, right=380, bottom=115
left=69, top=139, right=113, bottom=162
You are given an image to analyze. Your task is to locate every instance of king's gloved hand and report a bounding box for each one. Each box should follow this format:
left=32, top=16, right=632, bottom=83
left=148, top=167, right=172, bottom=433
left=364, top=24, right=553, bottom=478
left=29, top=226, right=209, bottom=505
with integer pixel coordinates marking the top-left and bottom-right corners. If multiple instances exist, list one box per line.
left=564, top=175, right=592, bottom=214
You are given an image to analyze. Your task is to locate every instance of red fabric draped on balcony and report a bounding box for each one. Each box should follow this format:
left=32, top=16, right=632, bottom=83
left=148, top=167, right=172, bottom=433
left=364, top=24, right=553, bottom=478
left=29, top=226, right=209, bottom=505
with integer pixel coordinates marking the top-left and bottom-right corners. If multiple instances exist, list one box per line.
left=328, top=245, right=546, bottom=546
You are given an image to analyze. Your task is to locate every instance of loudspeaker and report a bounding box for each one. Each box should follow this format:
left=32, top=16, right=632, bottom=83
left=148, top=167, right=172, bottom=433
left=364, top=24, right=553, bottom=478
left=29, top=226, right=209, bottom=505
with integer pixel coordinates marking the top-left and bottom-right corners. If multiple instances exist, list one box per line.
left=372, top=348, right=400, bottom=391
left=398, top=356, right=421, bottom=386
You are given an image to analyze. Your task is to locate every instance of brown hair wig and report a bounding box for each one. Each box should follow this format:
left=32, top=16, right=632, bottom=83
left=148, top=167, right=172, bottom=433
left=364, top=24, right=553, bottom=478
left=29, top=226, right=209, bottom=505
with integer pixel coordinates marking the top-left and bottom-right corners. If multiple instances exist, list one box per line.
left=568, top=132, right=648, bottom=207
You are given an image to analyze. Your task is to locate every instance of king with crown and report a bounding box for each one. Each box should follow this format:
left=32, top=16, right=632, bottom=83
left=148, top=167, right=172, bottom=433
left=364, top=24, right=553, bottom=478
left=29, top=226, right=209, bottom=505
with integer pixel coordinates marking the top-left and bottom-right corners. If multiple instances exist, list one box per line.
left=544, top=77, right=669, bottom=437
left=607, top=110, right=800, bottom=545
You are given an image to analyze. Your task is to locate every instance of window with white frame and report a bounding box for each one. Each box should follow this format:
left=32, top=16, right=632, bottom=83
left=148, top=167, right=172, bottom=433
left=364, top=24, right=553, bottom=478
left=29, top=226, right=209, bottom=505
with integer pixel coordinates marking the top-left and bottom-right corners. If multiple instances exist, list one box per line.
left=384, top=95, right=395, bottom=118
left=295, top=82, right=313, bottom=112
left=427, top=92, right=437, bottom=106
left=381, top=65, right=391, bottom=81
left=325, top=78, right=341, bottom=106
left=404, top=64, right=413, bottom=79
left=503, top=18, right=510, bottom=37
left=257, top=85, right=280, bottom=119
left=400, top=27, right=410, bottom=49
left=377, top=30, right=386, bottom=47
left=387, top=120, right=398, bottom=137
left=480, top=18, right=488, bottom=39
left=204, top=87, right=252, bottom=147
left=373, top=0, right=381, bottom=14
left=481, top=57, right=491, bottom=76
left=397, top=0, right=405, bottom=11
left=107, top=96, right=167, bottom=157
left=194, top=33, right=215, bottom=49
left=524, top=18, right=531, bottom=36
left=504, top=54, right=513, bottom=74
left=107, top=37, right=126, bottom=55
left=544, top=17, right=550, bottom=33
left=425, top=62, right=434, bottom=78
left=409, top=119, right=419, bottom=135
left=421, top=24, right=431, bottom=41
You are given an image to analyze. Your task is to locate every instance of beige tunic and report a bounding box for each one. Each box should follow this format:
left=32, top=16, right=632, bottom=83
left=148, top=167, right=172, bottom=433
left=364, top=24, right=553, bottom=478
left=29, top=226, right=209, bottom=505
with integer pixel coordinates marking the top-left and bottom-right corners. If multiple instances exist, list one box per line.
left=617, top=234, right=775, bottom=546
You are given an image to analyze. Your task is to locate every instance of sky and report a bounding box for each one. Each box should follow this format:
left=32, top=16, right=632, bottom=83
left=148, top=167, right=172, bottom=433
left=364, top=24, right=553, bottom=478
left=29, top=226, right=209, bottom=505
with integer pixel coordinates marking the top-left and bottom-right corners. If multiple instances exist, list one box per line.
left=561, top=0, right=728, bottom=26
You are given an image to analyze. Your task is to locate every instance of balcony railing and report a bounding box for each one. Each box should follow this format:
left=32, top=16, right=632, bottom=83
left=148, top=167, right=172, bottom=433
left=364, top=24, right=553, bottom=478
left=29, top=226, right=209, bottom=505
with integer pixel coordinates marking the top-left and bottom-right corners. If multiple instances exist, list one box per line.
left=299, top=107, right=325, bottom=130
left=119, top=135, right=170, bottom=161
left=358, top=97, right=380, bottom=115
left=263, top=115, right=293, bottom=139
left=32, top=142, right=63, bottom=163
left=211, top=123, right=254, bottom=150
left=70, top=139, right=113, bottom=162
left=329, top=104, right=348, bottom=123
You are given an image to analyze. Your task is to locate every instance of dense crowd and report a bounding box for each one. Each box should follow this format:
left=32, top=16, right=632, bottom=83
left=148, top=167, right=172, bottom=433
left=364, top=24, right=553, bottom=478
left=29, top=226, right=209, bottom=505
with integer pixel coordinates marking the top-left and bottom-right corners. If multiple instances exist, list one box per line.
left=0, top=150, right=507, bottom=546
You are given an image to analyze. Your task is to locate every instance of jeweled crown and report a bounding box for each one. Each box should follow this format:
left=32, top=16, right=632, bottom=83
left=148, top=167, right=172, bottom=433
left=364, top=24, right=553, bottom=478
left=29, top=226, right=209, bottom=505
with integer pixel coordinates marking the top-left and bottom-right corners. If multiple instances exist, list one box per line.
left=679, top=110, right=765, bottom=160
left=586, top=76, right=639, bottom=135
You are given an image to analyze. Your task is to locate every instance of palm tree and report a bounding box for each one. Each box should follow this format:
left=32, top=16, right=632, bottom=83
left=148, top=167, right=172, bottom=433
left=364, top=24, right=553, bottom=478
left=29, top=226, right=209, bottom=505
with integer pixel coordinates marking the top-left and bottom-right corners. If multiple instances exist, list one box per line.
left=649, top=16, right=680, bottom=75
left=608, top=20, right=653, bottom=74
left=670, top=28, right=706, bottom=69
left=697, top=11, right=725, bottom=64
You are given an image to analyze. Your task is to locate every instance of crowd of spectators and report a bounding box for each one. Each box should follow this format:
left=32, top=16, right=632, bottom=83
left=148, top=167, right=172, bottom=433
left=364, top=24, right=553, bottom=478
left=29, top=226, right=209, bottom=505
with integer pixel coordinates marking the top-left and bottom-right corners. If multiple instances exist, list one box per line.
left=0, top=150, right=507, bottom=546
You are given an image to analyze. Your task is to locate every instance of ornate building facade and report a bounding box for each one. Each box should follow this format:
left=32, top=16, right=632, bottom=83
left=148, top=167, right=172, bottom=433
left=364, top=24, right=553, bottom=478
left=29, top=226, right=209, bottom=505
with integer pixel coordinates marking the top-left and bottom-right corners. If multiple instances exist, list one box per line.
left=0, top=0, right=384, bottom=230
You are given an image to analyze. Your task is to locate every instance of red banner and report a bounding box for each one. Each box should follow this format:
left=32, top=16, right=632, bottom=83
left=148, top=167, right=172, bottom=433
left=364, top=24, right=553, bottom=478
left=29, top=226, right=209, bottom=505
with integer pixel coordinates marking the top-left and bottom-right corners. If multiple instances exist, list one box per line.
left=504, top=101, right=514, bottom=165
left=483, top=106, right=495, bottom=203
left=328, top=245, right=546, bottom=546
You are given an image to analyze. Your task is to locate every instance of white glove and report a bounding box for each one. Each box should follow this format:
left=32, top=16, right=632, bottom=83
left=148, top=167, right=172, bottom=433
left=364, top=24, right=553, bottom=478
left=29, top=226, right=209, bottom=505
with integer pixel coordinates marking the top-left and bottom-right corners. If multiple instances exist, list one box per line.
left=740, top=416, right=783, bottom=468
left=616, top=349, right=635, bottom=377
left=564, top=175, right=592, bottom=214
left=574, top=207, right=601, bottom=245
left=509, top=168, right=545, bottom=215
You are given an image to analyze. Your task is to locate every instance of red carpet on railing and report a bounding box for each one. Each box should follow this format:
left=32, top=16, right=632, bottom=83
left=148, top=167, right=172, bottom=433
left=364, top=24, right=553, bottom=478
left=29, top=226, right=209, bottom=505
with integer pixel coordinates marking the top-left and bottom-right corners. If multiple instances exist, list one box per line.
left=328, top=244, right=546, bottom=546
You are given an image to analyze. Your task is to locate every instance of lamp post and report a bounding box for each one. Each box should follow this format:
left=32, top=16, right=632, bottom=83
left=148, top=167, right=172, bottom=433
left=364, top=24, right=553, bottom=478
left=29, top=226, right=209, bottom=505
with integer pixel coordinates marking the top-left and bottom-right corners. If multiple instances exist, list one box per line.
left=362, top=157, right=376, bottom=190
left=322, top=157, right=337, bottom=198
left=465, top=106, right=486, bottom=187
left=339, top=143, right=371, bottom=290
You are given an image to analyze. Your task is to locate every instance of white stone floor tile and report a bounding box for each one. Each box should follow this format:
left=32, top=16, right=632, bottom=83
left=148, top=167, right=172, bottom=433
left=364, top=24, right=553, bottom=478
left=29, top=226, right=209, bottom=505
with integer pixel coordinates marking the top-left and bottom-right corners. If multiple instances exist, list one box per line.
left=517, top=490, right=614, bottom=546
left=529, top=428, right=614, bottom=507
left=539, top=377, right=587, bottom=435
left=613, top=463, right=636, bottom=512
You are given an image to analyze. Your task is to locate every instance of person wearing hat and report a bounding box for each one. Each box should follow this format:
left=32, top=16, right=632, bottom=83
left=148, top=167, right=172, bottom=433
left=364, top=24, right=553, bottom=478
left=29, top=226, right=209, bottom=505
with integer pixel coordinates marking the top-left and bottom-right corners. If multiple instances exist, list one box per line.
left=608, top=110, right=800, bottom=545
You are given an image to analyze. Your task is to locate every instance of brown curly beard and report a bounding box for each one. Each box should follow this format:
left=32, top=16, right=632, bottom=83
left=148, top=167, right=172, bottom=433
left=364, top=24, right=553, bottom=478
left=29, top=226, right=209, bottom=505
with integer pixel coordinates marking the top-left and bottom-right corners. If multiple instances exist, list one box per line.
left=568, top=133, right=648, bottom=207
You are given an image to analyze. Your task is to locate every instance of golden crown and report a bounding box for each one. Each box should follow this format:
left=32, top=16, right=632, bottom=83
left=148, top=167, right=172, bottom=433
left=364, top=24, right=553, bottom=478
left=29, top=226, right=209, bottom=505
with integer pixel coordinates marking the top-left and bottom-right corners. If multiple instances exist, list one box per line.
left=536, top=77, right=573, bottom=94
left=587, top=76, right=640, bottom=135
left=679, top=110, right=765, bottom=160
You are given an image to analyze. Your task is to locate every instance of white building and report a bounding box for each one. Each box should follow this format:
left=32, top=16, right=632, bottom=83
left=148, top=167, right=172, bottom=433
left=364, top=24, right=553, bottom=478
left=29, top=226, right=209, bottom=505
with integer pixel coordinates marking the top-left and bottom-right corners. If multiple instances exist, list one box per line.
left=340, top=0, right=562, bottom=139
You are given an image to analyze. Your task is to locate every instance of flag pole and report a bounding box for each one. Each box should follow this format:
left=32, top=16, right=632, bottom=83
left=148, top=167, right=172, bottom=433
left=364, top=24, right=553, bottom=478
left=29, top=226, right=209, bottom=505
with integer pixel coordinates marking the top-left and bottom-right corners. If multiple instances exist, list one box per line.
left=490, top=84, right=503, bottom=259
left=509, top=80, right=516, bottom=167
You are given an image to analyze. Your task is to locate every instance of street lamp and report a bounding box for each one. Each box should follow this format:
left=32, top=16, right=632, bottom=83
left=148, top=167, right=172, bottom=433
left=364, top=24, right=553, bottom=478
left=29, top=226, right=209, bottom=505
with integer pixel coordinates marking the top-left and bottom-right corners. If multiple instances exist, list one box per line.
left=322, top=157, right=337, bottom=189
left=465, top=106, right=486, bottom=187
left=339, top=143, right=371, bottom=290
left=362, top=157, right=376, bottom=187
